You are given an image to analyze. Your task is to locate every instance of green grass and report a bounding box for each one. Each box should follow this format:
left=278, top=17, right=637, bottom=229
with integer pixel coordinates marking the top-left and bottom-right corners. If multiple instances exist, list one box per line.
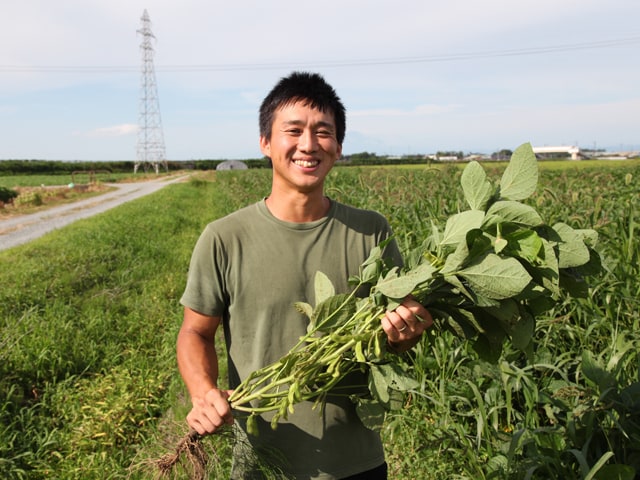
left=0, top=173, right=137, bottom=188
left=1, top=164, right=639, bottom=479
left=0, top=175, right=242, bottom=478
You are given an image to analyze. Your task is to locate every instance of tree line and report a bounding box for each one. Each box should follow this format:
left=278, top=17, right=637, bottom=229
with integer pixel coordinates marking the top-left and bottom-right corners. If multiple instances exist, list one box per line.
left=0, top=151, right=516, bottom=176
left=0, top=159, right=268, bottom=175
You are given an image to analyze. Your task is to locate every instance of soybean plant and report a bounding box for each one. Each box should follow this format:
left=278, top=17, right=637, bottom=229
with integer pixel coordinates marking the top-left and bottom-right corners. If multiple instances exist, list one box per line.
left=227, top=143, right=601, bottom=432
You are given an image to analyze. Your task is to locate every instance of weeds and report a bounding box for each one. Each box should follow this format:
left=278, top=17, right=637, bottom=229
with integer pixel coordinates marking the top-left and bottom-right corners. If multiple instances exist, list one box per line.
left=1, top=163, right=639, bottom=478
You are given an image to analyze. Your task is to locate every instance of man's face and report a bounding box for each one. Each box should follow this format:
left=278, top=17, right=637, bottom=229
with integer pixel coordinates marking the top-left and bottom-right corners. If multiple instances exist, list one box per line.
left=260, top=100, right=342, bottom=195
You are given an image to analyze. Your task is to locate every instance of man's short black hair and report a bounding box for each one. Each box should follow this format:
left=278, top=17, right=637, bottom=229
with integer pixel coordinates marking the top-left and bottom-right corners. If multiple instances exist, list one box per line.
left=259, top=71, right=346, bottom=145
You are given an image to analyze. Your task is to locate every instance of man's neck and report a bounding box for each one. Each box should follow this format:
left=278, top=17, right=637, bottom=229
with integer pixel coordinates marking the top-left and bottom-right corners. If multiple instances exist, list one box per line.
left=265, top=189, right=330, bottom=223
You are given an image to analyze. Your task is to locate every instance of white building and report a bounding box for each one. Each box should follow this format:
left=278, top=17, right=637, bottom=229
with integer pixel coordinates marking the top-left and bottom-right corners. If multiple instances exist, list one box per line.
left=532, top=146, right=582, bottom=160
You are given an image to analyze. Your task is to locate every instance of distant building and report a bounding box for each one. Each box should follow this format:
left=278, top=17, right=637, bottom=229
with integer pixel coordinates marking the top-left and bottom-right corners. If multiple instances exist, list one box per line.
left=532, top=146, right=583, bottom=160
left=217, top=160, right=248, bottom=170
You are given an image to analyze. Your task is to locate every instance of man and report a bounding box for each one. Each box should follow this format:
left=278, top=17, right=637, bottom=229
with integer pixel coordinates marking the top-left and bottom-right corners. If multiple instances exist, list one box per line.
left=177, top=71, right=431, bottom=479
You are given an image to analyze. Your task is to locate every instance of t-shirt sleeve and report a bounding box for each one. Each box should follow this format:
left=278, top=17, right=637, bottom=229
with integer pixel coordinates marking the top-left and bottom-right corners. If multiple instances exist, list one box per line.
left=384, top=234, right=404, bottom=268
left=376, top=213, right=404, bottom=268
left=180, top=225, right=228, bottom=317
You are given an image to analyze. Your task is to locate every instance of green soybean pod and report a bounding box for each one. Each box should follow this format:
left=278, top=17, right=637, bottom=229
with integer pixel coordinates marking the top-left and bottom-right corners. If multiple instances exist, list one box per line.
left=355, top=340, right=366, bottom=362
left=246, top=413, right=259, bottom=436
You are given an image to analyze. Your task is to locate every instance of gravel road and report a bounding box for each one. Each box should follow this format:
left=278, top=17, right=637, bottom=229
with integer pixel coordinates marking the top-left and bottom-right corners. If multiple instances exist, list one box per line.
left=0, top=175, right=189, bottom=252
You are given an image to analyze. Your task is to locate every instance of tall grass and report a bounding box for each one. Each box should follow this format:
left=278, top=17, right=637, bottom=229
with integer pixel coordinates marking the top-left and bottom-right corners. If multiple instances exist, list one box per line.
left=1, top=163, right=638, bottom=479
left=0, top=174, right=251, bottom=478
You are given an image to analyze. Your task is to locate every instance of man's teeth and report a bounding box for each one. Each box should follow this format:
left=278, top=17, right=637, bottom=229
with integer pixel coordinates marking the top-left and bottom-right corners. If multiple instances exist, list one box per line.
left=294, top=159, right=318, bottom=168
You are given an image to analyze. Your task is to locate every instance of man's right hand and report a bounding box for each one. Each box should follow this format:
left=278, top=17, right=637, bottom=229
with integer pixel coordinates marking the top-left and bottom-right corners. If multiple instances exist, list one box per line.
left=187, top=387, right=234, bottom=435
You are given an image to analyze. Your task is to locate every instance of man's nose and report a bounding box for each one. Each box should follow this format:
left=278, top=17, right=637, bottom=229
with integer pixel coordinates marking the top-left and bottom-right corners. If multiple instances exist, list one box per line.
left=298, top=129, right=317, bottom=152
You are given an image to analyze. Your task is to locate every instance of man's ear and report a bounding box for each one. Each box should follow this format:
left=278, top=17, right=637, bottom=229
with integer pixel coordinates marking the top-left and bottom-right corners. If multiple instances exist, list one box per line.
left=259, top=136, right=271, bottom=157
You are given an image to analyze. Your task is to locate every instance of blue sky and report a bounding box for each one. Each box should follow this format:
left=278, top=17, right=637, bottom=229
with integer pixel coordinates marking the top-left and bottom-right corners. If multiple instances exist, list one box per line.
left=1, top=0, right=638, bottom=161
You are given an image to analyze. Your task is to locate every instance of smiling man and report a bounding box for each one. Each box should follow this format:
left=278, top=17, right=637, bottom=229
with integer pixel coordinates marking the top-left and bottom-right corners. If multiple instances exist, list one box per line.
left=177, top=72, right=431, bottom=479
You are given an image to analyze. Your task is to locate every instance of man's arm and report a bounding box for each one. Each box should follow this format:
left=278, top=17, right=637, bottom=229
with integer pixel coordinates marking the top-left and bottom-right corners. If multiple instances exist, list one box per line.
left=177, top=306, right=233, bottom=435
left=381, top=297, right=432, bottom=353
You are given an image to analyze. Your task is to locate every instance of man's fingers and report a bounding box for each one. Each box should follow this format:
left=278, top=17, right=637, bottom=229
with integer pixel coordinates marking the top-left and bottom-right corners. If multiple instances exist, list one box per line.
left=385, top=309, right=410, bottom=335
left=188, top=388, right=235, bottom=435
left=206, top=388, right=233, bottom=422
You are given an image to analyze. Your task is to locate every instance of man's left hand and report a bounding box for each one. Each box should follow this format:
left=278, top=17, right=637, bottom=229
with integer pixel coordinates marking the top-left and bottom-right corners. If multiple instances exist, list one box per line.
left=381, top=297, right=432, bottom=353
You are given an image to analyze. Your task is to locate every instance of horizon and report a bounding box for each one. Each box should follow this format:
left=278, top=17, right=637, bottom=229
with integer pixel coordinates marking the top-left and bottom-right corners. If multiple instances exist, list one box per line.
left=2, top=142, right=638, bottom=163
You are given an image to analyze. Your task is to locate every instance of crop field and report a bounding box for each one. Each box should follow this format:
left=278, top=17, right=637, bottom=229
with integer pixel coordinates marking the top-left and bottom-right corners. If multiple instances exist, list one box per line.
left=1, top=160, right=639, bottom=479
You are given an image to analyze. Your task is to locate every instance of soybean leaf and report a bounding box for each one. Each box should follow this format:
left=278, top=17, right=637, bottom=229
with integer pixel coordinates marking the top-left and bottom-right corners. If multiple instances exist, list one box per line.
left=369, top=364, right=390, bottom=403
left=314, top=271, right=335, bottom=306
left=553, top=222, right=591, bottom=268
left=376, top=263, right=436, bottom=300
left=559, top=269, right=589, bottom=298
left=461, top=161, right=494, bottom=210
left=516, top=280, right=548, bottom=301
left=445, top=305, right=485, bottom=335
left=473, top=332, right=503, bottom=363
left=486, top=201, right=543, bottom=226
left=295, top=302, right=315, bottom=332
left=527, top=295, right=558, bottom=317
left=374, top=362, right=420, bottom=392
left=441, top=238, right=471, bottom=275
left=442, top=274, right=475, bottom=301
left=295, top=301, right=314, bottom=320
left=575, top=228, right=599, bottom=247
left=426, top=220, right=442, bottom=247
left=354, top=396, right=386, bottom=432
left=499, top=143, right=538, bottom=200
left=479, top=313, right=507, bottom=347
left=313, top=293, right=355, bottom=333
left=495, top=237, right=508, bottom=254
left=510, top=310, right=534, bottom=350
left=458, top=253, right=532, bottom=300
left=467, top=229, right=494, bottom=263
left=441, top=272, right=499, bottom=307
left=388, top=389, right=405, bottom=411
left=440, top=210, right=485, bottom=247
left=354, top=239, right=392, bottom=284
left=431, top=307, right=476, bottom=338
left=575, top=247, right=603, bottom=276
left=532, top=238, right=560, bottom=297
left=482, top=300, right=535, bottom=348
left=484, top=298, right=520, bottom=327
left=503, top=229, right=544, bottom=264
left=482, top=212, right=503, bottom=230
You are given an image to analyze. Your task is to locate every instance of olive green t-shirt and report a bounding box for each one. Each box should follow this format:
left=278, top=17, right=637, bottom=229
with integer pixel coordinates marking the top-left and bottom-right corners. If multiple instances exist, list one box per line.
left=180, top=199, right=402, bottom=479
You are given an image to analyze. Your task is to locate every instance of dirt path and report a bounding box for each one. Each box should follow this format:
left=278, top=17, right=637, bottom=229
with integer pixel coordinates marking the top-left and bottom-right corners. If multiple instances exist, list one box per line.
left=0, top=175, right=189, bottom=252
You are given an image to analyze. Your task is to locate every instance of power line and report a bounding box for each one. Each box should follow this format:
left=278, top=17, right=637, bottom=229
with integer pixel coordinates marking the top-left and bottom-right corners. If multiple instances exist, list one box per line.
left=2, top=34, right=639, bottom=74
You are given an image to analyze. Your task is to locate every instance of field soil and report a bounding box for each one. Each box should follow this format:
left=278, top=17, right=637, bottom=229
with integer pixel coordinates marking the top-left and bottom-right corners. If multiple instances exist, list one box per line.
left=0, top=174, right=189, bottom=252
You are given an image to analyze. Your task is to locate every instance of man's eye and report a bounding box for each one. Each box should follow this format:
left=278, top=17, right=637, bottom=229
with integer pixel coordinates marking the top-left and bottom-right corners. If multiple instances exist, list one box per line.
left=317, top=130, right=332, bottom=137
left=286, top=129, right=302, bottom=135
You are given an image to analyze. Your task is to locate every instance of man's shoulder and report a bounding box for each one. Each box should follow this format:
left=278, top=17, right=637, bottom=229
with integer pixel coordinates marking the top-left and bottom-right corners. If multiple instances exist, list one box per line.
left=208, top=201, right=261, bottom=225
left=200, top=201, right=263, bottom=239
left=332, top=201, right=389, bottom=223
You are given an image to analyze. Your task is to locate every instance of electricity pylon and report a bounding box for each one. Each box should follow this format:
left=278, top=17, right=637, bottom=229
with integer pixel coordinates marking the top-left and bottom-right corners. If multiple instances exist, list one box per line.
left=135, top=9, right=167, bottom=174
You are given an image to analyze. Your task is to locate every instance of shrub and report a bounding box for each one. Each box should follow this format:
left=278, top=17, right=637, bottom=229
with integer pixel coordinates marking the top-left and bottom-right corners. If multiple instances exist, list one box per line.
left=0, top=186, right=18, bottom=206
